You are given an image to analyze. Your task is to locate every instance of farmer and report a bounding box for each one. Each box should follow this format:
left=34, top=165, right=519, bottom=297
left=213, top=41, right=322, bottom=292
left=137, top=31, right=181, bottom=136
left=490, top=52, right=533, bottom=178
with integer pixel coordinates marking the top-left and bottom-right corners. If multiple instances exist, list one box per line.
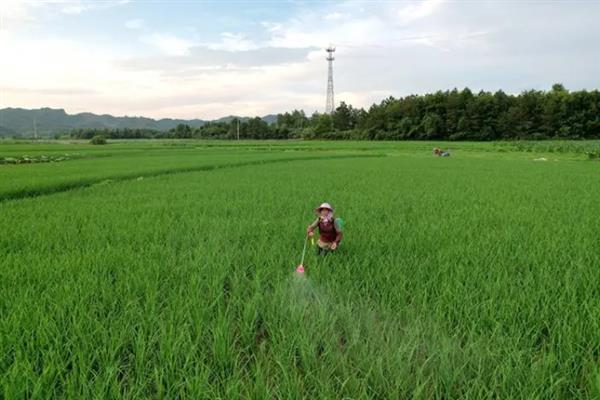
left=433, top=147, right=450, bottom=157
left=306, top=202, right=343, bottom=255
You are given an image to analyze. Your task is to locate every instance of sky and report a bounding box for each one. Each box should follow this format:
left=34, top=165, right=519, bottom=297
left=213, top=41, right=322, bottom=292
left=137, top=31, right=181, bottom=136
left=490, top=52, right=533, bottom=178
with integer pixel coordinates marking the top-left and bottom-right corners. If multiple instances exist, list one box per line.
left=1, top=0, right=599, bottom=120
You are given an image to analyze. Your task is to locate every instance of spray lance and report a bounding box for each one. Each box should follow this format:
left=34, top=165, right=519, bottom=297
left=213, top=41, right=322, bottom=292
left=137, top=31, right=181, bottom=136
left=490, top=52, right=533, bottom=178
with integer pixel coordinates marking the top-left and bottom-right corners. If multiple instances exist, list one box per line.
left=296, top=235, right=308, bottom=274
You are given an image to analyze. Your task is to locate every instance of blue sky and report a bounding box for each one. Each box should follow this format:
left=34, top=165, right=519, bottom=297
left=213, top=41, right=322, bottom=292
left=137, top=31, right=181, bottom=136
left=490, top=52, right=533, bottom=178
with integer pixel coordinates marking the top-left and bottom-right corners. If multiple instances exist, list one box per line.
left=1, top=0, right=599, bottom=119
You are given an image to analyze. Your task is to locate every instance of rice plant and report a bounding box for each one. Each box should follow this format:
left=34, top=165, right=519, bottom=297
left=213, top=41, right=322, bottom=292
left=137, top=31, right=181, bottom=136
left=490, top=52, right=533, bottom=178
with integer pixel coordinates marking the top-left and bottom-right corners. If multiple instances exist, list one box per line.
left=0, top=141, right=598, bottom=398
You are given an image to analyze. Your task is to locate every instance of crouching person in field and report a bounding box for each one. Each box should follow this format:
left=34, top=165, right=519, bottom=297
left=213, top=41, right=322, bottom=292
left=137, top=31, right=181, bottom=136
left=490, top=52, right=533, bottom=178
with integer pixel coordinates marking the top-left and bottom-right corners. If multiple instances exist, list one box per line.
left=306, top=202, right=343, bottom=255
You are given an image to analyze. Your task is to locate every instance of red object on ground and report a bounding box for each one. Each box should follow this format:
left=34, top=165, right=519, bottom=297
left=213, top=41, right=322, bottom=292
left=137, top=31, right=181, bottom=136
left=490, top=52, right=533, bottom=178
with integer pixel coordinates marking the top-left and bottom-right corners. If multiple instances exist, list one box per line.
left=296, top=264, right=305, bottom=273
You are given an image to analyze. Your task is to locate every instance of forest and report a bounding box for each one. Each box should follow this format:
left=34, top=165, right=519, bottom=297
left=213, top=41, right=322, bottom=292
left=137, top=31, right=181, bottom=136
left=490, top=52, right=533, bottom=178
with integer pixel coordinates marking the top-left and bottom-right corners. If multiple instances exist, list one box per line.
left=69, top=84, right=600, bottom=141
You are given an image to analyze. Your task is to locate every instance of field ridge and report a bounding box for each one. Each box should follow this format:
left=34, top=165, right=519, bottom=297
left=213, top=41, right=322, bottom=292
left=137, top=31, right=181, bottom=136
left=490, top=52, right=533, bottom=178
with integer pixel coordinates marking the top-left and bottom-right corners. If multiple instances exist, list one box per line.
left=0, top=153, right=384, bottom=202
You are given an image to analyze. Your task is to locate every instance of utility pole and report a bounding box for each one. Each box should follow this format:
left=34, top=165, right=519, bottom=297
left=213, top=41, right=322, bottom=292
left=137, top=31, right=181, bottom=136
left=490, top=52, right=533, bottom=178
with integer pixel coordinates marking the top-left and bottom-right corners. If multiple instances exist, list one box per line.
left=33, top=117, right=38, bottom=139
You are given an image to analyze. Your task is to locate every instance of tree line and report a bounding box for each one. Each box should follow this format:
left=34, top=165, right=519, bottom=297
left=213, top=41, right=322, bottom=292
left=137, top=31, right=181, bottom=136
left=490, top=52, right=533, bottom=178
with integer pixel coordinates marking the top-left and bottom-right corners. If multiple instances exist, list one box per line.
left=70, top=84, right=600, bottom=141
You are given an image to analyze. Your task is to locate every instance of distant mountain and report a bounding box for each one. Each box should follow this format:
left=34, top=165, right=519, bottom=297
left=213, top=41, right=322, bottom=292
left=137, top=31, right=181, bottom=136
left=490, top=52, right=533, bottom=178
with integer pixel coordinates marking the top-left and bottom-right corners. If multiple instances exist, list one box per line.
left=261, top=114, right=278, bottom=125
left=0, top=108, right=279, bottom=137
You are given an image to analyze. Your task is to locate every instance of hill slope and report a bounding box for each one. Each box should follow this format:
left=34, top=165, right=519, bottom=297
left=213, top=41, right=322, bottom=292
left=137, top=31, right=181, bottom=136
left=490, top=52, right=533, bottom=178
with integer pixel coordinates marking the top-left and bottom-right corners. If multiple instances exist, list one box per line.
left=0, top=108, right=278, bottom=136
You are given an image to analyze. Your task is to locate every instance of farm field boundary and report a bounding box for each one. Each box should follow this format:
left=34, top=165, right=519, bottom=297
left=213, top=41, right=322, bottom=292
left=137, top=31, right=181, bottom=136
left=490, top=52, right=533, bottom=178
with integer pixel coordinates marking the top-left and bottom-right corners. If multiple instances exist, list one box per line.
left=0, top=153, right=384, bottom=202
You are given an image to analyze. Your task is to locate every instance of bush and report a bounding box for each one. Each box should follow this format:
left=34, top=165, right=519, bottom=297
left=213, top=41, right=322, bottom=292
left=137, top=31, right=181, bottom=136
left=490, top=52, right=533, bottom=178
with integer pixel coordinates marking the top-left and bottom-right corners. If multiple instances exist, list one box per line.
left=586, top=150, right=599, bottom=160
left=90, top=134, right=107, bottom=145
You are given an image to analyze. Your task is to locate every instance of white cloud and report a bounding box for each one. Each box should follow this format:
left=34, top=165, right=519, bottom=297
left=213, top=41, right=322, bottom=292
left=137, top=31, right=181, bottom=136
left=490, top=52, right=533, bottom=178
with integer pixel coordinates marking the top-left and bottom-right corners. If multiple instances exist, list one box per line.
left=260, top=21, right=282, bottom=33
left=137, top=31, right=258, bottom=57
left=397, top=0, right=444, bottom=23
left=0, top=30, right=322, bottom=119
left=61, top=4, right=87, bottom=15
left=206, top=32, right=258, bottom=52
left=2, top=1, right=600, bottom=120
left=0, top=0, right=132, bottom=30
left=140, top=33, right=194, bottom=56
left=0, top=0, right=39, bottom=30
left=118, top=46, right=314, bottom=73
left=53, top=0, right=131, bottom=15
left=266, top=1, right=454, bottom=50
left=125, top=18, right=144, bottom=30
left=324, top=12, right=346, bottom=21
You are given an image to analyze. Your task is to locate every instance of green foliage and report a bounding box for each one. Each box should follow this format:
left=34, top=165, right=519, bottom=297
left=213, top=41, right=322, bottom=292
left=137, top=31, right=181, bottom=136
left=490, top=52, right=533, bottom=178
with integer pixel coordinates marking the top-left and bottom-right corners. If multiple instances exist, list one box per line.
left=5, top=84, right=600, bottom=142
left=0, top=144, right=347, bottom=201
left=0, top=153, right=80, bottom=165
left=0, top=141, right=598, bottom=398
left=0, top=107, right=207, bottom=137
left=586, top=150, right=600, bottom=159
left=312, top=113, right=334, bottom=137
left=90, top=134, right=107, bottom=145
left=507, top=140, right=600, bottom=156
left=333, top=102, right=355, bottom=131
left=58, top=84, right=600, bottom=142
left=72, top=127, right=166, bottom=140
left=173, top=123, right=192, bottom=139
left=276, top=109, right=308, bottom=131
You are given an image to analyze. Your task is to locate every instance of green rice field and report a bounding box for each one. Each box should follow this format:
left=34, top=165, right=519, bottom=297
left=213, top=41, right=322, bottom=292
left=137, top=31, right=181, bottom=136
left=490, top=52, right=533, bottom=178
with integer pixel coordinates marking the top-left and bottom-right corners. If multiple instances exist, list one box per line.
left=1, top=140, right=599, bottom=398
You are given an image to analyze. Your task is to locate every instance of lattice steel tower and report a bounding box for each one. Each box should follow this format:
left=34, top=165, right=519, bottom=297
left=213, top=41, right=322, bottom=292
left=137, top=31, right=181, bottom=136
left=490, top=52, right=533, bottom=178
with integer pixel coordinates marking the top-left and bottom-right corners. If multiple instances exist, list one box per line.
left=325, top=46, right=336, bottom=114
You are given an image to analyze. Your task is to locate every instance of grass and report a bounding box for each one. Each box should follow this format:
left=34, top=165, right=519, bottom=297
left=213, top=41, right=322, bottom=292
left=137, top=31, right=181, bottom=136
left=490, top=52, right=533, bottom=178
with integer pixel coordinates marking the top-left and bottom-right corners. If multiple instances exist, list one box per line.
left=1, top=140, right=599, bottom=398
left=0, top=141, right=385, bottom=201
